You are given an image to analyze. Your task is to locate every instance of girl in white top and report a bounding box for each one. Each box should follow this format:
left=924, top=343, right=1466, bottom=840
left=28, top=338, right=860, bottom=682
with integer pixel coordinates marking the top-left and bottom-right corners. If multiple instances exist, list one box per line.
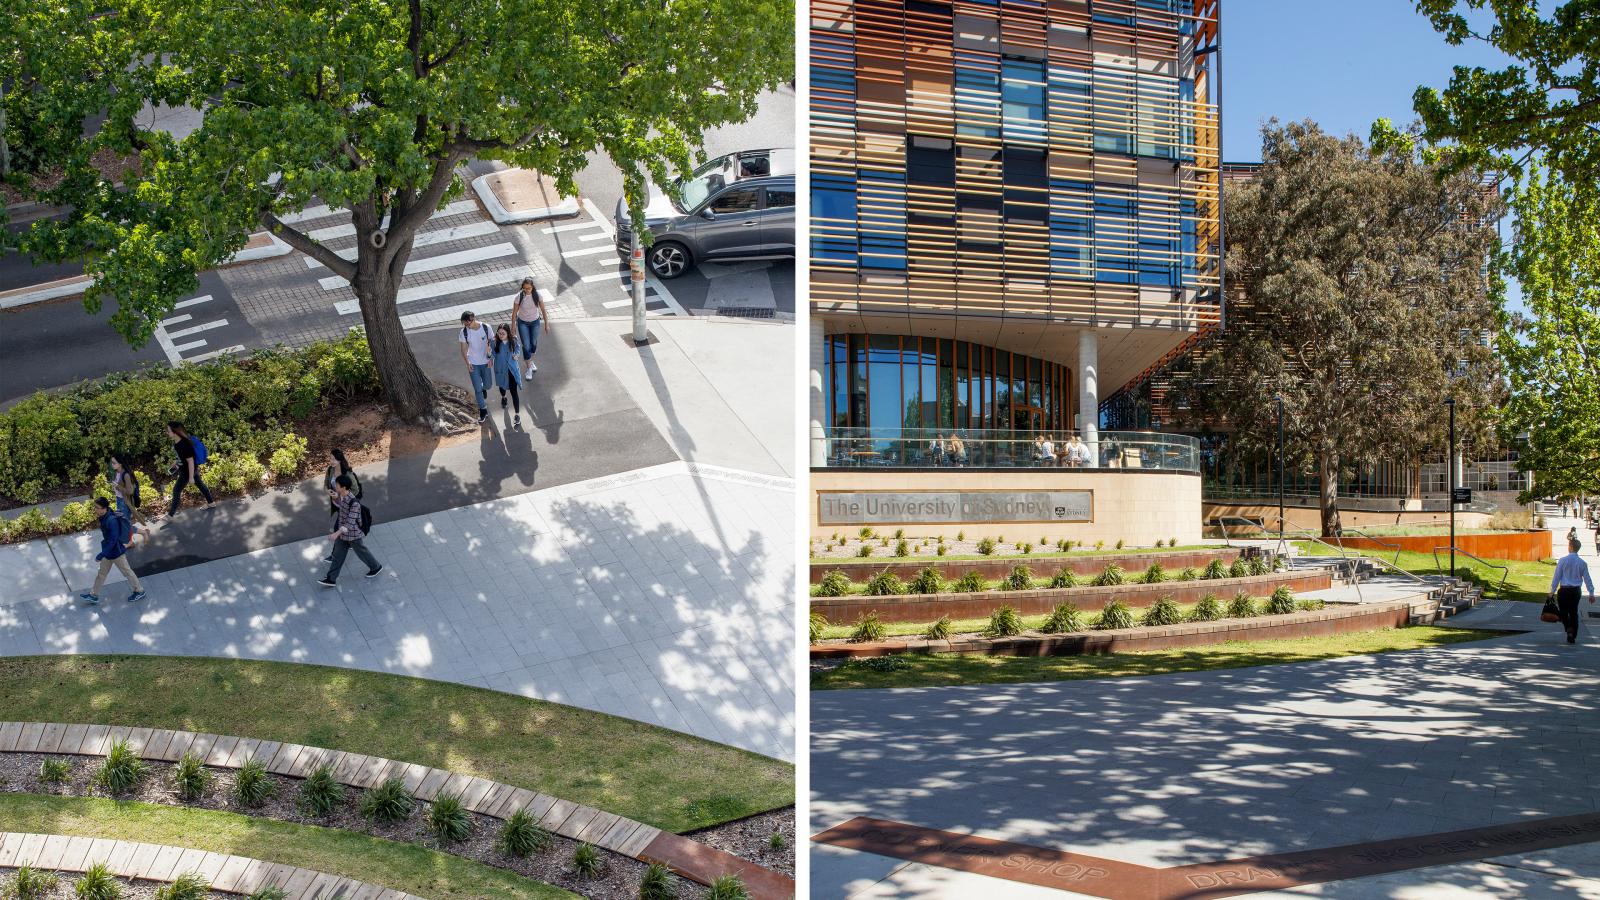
left=508, top=278, right=551, bottom=378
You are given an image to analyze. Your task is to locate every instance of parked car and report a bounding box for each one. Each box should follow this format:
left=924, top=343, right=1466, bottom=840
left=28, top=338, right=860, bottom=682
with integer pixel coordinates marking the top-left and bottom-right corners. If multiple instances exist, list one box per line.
left=614, top=148, right=795, bottom=278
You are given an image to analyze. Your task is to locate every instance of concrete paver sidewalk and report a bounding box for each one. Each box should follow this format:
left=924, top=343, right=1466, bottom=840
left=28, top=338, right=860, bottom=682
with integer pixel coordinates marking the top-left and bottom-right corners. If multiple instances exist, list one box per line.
left=0, top=461, right=795, bottom=761
left=812, top=609, right=1600, bottom=896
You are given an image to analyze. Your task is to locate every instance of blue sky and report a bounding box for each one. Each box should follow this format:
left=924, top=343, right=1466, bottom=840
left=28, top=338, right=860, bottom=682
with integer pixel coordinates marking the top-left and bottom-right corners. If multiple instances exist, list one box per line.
left=1222, top=0, right=1515, bottom=162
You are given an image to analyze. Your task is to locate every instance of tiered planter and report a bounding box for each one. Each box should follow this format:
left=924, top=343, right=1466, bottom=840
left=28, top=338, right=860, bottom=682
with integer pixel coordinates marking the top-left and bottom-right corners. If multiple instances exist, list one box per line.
left=1338, top=530, right=1548, bottom=562
left=812, top=598, right=1421, bottom=660
left=810, top=569, right=1330, bottom=624
left=809, top=547, right=1243, bottom=584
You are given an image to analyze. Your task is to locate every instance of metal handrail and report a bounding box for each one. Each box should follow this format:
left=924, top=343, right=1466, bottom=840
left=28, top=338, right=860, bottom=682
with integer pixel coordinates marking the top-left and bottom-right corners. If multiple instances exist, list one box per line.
left=1214, top=515, right=1363, bottom=600
left=1430, top=546, right=1510, bottom=588
left=1336, top=528, right=1404, bottom=566
left=1217, top=515, right=1427, bottom=595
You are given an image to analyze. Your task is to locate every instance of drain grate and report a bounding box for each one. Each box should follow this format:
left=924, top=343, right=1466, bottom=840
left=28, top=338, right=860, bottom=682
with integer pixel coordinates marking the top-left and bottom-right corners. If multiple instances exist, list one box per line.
left=714, top=307, right=776, bottom=319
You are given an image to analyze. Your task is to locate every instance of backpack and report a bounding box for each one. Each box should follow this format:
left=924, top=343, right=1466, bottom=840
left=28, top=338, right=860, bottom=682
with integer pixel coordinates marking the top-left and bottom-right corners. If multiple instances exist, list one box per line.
left=111, top=512, right=133, bottom=549
left=461, top=323, right=491, bottom=345
left=358, top=503, right=373, bottom=534
left=190, top=436, right=209, bottom=465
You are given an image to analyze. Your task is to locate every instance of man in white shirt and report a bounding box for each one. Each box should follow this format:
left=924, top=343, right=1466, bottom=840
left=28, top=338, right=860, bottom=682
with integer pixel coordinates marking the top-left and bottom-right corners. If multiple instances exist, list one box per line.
left=458, top=310, right=494, bottom=424
left=1065, top=433, right=1091, bottom=468
left=1550, top=537, right=1596, bottom=644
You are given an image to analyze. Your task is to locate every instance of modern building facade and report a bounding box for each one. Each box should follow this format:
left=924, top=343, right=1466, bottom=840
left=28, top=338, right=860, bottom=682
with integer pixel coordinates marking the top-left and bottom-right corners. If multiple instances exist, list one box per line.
left=808, top=0, right=1221, bottom=542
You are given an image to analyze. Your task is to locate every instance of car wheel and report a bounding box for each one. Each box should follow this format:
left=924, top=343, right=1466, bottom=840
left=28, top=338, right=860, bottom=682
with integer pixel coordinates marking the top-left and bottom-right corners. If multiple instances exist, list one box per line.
left=648, top=241, right=692, bottom=279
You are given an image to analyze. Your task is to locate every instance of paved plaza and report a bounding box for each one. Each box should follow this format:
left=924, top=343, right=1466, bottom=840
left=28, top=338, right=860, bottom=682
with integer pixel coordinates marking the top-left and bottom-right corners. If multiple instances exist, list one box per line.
left=0, top=317, right=797, bottom=761
left=812, top=602, right=1600, bottom=896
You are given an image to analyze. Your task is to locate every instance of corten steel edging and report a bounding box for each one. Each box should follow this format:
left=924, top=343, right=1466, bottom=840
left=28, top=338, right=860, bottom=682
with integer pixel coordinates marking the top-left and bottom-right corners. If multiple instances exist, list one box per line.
left=809, top=600, right=1415, bottom=659
left=1339, top=531, right=1549, bottom=562
left=640, top=832, right=795, bottom=899
left=810, top=548, right=1243, bottom=584
left=813, top=812, right=1600, bottom=899
left=809, top=570, right=1331, bottom=624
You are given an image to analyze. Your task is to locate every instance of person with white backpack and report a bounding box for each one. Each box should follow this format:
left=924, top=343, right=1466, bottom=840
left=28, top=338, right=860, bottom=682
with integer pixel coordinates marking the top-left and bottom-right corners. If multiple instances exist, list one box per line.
left=318, top=474, right=382, bottom=587
left=459, top=310, right=494, bottom=424
left=80, top=497, right=145, bottom=605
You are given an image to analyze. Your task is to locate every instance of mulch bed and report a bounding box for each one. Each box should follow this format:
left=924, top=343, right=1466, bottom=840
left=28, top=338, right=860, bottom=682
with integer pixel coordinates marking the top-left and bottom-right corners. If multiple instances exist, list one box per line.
left=686, top=808, right=795, bottom=876
left=0, top=752, right=713, bottom=900
left=0, top=872, right=225, bottom=899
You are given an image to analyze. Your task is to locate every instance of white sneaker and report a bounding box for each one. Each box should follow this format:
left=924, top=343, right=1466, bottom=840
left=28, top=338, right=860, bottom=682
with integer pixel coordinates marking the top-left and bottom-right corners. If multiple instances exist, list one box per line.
left=527, top=361, right=538, bottom=375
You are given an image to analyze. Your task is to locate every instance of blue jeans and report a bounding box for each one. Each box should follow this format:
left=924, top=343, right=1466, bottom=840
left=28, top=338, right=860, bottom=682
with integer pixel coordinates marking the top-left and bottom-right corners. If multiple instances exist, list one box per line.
left=516, top=319, right=542, bottom=360
left=468, top=363, right=492, bottom=411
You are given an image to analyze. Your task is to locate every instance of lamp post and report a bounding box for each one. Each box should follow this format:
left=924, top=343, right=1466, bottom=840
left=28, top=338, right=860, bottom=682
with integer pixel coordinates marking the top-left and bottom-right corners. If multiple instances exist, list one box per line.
left=1446, top=397, right=1456, bottom=578
left=1276, top=393, right=1285, bottom=544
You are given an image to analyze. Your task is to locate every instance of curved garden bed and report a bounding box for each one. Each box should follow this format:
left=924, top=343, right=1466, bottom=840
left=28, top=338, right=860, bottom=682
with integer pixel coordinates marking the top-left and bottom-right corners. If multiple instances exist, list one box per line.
left=810, top=569, right=1325, bottom=625
left=809, top=547, right=1243, bottom=584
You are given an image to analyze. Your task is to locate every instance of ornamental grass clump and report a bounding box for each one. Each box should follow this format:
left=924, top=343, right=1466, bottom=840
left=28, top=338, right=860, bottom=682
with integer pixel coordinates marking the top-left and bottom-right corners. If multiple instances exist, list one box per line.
left=637, top=863, right=674, bottom=900
left=808, top=611, right=828, bottom=643
left=976, top=537, right=997, bottom=555
left=298, top=763, right=344, bottom=817
left=1266, top=585, right=1296, bottom=615
left=1092, top=563, right=1126, bottom=587
left=985, top=605, right=1024, bottom=637
left=1190, top=593, right=1224, bottom=622
left=359, top=776, right=415, bottom=824
left=426, top=791, right=473, bottom=843
left=171, top=751, right=209, bottom=801
left=73, top=863, right=121, bottom=900
left=496, top=809, right=552, bottom=857
left=924, top=616, right=952, bottom=640
left=1228, top=592, right=1259, bottom=618
left=706, top=875, right=751, bottom=900
left=910, top=567, right=945, bottom=595
left=1115, top=539, right=1125, bottom=549
left=152, top=874, right=209, bottom=900
left=38, top=758, right=71, bottom=786
left=1095, top=599, right=1136, bottom=630
left=936, top=544, right=948, bottom=556
left=1140, top=563, right=1167, bottom=584
left=232, top=757, right=273, bottom=807
left=865, top=570, right=907, bottom=596
left=1142, top=595, right=1184, bottom=627
left=814, top=570, right=851, bottom=597
left=244, top=890, right=288, bottom=900
left=1203, top=559, right=1228, bottom=580
left=572, top=842, right=602, bottom=878
left=856, top=544, right=872, bottom=558
left=1248, top=555, right=1271, bottom=576
left=849, top=612, right=887, bottom=643
left=1229, top=558, right=1250, bottom=578
left=1040, top=602, right=1085, bottom=634
left=859, top=527, right=874, bottom=540
left=1049, top=569, right=1079, bottom=589
left=1296, top=598, right=1326, bottom=612
left=895, top=539, right=910, bottom=557
left=8, top=866, right=57, bottom=900
left=95, top=739, right=148, bottom=795
left=954, top=571, right=986, bottom=593
left=1177, top=567, right=1199, bottom=582
left=1003, top=565, right=1034, bottom=591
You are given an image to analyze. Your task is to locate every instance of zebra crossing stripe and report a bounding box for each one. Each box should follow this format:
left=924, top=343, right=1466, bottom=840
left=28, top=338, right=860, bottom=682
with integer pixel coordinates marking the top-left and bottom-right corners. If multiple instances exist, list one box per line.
left=173, top=295, right=214, bottom=308
left=579, top=271, right=628, bottom=283
left=304, top=200, right=478, bottom=241
left=332, top=267, right=528, bottom=316
left=189, top=345, right=246, bottom=362
left=542, top=219, right=604, bottom=234
left=174, top=338, right=208, bottom=352
left=314, top=243, right=517, bottom=290
left=577, top=231, right=612, bottom=242
left=166, top=319, right=228, bottom=339
left=161, top=314, right=193, bottom=327
left=303, top=221, right=501, bottom=267
left=561, top=245, right=619, bottom=259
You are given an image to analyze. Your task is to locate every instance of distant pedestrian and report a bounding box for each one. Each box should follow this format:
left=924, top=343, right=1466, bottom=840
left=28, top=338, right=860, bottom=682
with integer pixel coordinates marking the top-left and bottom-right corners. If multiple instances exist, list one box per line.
left=318, top=474, right=382, bottom=587
left=108, top=453, right=153, bottom=545
left=507, top=278, right=549, bottom=378
left=491, top=323, right=524, bottom=432
left=949, top=433, right=967, bottom=466
left=322, top=448, right=361, bottom=563
left=459, top=310, right=494, bottom=424
left=165, top=422, right=216, bottom=514
left=80, top=497, right=144, bottom=605
left=1550, top=536, right=1596, bottom=645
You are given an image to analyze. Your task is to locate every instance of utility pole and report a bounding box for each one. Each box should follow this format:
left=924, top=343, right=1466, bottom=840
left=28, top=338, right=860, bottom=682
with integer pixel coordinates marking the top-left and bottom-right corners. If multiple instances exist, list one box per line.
left=1446, top=397, right=1456, bottom=578
left=629, top=230, right=647, bottom=344
left=1276, top=393, right=1285, bottom=544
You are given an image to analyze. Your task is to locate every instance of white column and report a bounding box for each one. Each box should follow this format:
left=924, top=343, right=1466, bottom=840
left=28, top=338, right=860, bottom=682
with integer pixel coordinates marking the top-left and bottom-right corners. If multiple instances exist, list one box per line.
left=1078, top=329, right=1099, bottom=466
left=809, top=315, right=828, bottom=467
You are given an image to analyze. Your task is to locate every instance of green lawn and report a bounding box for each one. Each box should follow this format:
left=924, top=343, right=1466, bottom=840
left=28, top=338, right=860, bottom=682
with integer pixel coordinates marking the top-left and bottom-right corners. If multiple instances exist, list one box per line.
left=1293, top=542, right=1556, bottom=604
left=0, top=656, right=791, bottom=833
left=810, top=543, right=1217, bottom=563
left=811, top=626, right=1498, bottom=690
left=0, top=794, right=571, bottom=899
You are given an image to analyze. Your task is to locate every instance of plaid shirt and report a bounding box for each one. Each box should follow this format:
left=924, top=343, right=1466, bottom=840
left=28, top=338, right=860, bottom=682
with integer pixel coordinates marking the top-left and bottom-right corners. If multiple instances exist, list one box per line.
left=334, top=491, right=364, bottom=541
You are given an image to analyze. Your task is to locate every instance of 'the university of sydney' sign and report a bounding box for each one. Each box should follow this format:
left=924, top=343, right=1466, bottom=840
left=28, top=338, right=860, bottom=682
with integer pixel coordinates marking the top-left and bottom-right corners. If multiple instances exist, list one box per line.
left=818, top=490, right=1093, bottom=525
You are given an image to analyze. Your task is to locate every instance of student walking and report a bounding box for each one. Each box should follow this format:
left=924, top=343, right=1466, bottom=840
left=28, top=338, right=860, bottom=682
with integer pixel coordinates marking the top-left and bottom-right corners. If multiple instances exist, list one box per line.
left=318, top=475, right=382, bottom=587
left=459, top=310, right=494, bottom=424
left=1550, top=536, right=1596, bottom=644
left=491, top=323, right=525, bottom=431
left=507, top=278, right=550, bottom=378
left=79, top=498, right=145, bottom=604
left=322, top=448, right=361, bottom=562
left=165, top=422, right=216, bottom=514
left=109, top=453, right=153, bottom=545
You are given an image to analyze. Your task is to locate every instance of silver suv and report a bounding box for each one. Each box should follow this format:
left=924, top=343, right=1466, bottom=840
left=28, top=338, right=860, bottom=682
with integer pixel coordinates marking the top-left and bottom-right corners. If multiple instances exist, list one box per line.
left=615, top=149, right=795, bottom=278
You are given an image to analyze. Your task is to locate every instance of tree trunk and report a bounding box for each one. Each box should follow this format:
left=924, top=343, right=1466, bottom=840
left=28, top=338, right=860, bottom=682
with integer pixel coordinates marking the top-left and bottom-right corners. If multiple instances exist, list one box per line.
left=352, top=271, right=438, bottom=424
left=1318, top=448, right=1342, bottom=537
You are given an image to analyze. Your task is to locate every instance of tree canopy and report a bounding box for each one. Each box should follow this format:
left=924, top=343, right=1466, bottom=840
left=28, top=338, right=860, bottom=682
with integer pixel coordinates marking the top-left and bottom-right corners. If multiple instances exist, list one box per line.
left=0, top=0, right=793, bottom=420
left=1400, top=0, right=1599, bottom=183
left=1496, top=166, right=1600, bottom=502
left=1169, top=121, right=1504, bottom=535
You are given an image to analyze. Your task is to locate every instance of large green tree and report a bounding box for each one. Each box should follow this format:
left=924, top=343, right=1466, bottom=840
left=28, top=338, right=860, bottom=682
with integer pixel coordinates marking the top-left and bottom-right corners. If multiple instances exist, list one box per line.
left=1496, top=167, right=1600, bottom=502
left=1170, top=121, right=1504, bottom=536
left=1404, top=0, right=1599, bottom=183
left=0, top=0, right=791, bottom=424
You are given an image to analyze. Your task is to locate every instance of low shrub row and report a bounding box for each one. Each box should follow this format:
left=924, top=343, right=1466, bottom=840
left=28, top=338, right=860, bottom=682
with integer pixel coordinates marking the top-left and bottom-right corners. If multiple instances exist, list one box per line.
left=4, top=863, right=287, bottom=900
left=813, top=586, right=1326, bottom=643
left=0, top=330, right=377, bottom=505
left=820, top=531, right=1194, bottom=558
left=812, top=556, right=1283, bottom=598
